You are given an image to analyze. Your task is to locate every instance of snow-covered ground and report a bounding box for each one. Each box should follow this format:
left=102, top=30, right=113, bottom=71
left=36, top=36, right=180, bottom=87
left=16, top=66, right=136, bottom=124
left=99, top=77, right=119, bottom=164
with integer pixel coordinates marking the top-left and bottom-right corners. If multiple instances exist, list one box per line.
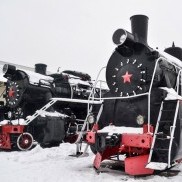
left=0, top=143, right=182, bottom=182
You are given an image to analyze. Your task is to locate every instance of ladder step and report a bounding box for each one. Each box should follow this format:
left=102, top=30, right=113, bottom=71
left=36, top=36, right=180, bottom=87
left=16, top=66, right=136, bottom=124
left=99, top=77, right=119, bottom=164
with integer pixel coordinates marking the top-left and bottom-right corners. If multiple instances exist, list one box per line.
left=163, top=100, right=177, bottom=103
left=153, top=148, right=169, bottom=151
left=159, top=120, right=172, bottom=123
left=146, top=162, right=168, bottom=170
left=155, top=132, right=164, bottom=135
left=154, top=102, right=162, bottom=105
left=162, top=109, right=175, bottom=112
left=155, top=133, right=171, bottom=139
left=156, top=137, right=171, bottom=140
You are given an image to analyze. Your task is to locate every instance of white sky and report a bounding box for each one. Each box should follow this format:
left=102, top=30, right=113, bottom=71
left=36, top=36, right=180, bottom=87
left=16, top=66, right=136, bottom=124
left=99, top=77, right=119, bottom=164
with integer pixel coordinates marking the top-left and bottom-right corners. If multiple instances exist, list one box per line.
left=0, top=0, right=182, bottom=79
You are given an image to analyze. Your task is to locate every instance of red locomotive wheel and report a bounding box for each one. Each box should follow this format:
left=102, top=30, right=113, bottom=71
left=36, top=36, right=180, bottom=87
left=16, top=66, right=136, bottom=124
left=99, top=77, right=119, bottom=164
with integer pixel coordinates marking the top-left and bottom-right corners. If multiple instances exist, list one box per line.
left=17, top=133, right=33, bottom=151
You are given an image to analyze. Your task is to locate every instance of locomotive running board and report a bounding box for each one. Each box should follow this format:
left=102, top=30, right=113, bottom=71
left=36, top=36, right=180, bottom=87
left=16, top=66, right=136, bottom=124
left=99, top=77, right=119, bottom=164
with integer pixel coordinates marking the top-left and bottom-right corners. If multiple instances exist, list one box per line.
left=25, top=98, right=103, bottom=125
left=51, top=98, right=103, bottom=105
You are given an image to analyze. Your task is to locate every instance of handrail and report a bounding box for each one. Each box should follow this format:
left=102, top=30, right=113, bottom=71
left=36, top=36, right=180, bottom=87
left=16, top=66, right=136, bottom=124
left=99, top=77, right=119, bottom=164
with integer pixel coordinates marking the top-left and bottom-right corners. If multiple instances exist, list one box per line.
left=89, top=56, right=182, bottom=133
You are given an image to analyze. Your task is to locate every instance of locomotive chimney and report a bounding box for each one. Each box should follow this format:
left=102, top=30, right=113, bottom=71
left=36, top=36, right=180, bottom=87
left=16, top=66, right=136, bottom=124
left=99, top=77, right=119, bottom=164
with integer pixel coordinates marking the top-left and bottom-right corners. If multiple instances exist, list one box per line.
left=35, top=63, right=47, bottom=75
left=130, top=15, right=148, bottom=45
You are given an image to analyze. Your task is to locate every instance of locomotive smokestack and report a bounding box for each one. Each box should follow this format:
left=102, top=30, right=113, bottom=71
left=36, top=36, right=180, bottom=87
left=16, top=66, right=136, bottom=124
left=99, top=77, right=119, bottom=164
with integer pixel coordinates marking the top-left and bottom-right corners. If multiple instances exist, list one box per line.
left=35, top=63, right=47, bottom=75
left=130, top=15, right=148, bottom=45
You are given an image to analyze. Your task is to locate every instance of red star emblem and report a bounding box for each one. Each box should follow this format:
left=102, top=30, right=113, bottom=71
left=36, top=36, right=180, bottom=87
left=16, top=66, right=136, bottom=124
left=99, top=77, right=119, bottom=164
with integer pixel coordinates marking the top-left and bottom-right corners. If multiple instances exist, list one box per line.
left=8, top=88, right=15, bottom=97
left=122, top=71, right=133, bottom=83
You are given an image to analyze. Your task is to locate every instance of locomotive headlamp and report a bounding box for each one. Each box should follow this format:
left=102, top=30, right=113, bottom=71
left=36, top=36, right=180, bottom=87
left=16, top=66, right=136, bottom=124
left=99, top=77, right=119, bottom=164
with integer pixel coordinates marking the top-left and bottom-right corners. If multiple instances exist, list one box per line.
left=136, top=115, right=145, bottom=125
left=87, top=114, right=95, bottom=124
left=3, top=64, right=16, bottom=76
left=8, top=111, right=12, bottom=119
left=112, top=29, right=135, bottom=46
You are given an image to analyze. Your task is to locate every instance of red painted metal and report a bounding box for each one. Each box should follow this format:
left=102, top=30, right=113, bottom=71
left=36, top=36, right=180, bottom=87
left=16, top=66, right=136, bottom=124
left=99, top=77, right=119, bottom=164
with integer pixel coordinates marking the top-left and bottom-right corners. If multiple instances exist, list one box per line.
left=89, top=124, right=155, bottom=175
left=0, top=133, right=11, bottom=149
left=1, top=125, right=24, bottom=134
left=86, top=131, right=95, bottom=144
left=122, top=133, right=153, bottom=148
left=125, top=154, right=154, bottom=175
left=94, top=152, right=102, bottom=169
left=0, top=125, right=25, bottom=149
left=143, top=124, right=154, bottom=133
left=94, top=146, right=120, bottom=169
left=122, top=71, right=133, bottom=83
left=8, top=88, right=15, bottom=98
left=92, top=123, right=99, bottom=131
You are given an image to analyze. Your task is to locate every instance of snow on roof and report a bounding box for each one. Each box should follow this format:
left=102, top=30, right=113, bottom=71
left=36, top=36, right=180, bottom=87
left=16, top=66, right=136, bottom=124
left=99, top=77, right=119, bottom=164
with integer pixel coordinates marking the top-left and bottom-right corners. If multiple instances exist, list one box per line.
left=0, top=119, right=26, bottom=126
left=98, top=125, right=143, bottom=135
left=68, top=77, right=91, bottom=86
left=23, top=70, right=54, bottom=85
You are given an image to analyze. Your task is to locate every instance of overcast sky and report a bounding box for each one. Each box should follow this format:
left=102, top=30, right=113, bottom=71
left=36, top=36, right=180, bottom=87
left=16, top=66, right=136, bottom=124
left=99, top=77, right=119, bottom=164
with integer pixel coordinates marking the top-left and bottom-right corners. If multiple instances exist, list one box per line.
left=0, top=0, right=182, bottom=80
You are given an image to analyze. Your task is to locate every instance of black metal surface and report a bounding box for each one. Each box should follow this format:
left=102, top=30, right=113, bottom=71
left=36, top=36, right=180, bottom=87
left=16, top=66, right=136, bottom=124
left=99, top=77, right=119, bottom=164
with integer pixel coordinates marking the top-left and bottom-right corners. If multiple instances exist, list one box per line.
left=164, top=45, right=182, bottom=61
left=130, top=15, right=149, bottom=45
left=35, top=63, right=47, bottom=75
left=106, top=44, right=153, bottom=97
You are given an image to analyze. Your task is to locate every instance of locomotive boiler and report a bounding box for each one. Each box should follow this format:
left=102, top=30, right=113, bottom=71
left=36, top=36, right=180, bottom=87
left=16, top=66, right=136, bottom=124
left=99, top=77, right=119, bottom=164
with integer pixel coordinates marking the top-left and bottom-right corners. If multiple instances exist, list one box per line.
left=86, top=15, right=182, bottom=175
left=0, top=63, right=102, bottom=150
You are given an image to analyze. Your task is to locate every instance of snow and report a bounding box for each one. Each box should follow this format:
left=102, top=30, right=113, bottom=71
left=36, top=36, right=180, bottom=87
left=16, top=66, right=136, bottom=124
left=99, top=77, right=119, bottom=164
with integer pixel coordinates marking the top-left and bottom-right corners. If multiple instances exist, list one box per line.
left=160, top=87, right=182, bottom=100
left=23, top=70, right=54, bottom=85
left=0, top=118, right=26, bottom=125
left=39, top=111, right=68, bottom=118
left=98, top=125, right=143, bottom=135
left=68, top=77, right=91, bottom=87
left=0, top=74, right=7, bottom=82
left=0, top=143, right=182, bottom=182
left=0, top=112, right=68, bottom=126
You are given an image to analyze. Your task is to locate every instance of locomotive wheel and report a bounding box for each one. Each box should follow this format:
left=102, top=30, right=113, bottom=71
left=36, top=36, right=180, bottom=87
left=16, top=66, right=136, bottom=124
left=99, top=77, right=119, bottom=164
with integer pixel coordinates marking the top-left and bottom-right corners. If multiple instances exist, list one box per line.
left=17, top=133, right=33, bottom=151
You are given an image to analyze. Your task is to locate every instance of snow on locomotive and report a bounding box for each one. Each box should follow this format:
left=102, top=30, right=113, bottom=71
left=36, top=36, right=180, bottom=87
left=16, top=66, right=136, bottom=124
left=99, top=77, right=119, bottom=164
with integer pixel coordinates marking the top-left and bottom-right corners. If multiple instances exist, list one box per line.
left=0, top=63, right=103, bottom=150
left=86, top=15, right=182, bottom=175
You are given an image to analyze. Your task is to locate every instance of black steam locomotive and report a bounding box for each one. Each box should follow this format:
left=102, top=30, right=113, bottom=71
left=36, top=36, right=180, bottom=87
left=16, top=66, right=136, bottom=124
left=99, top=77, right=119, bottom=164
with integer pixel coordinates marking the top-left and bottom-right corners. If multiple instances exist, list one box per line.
left=0, top=63, right=103, bottom=150
left=86, top=15, right=182, bottom=175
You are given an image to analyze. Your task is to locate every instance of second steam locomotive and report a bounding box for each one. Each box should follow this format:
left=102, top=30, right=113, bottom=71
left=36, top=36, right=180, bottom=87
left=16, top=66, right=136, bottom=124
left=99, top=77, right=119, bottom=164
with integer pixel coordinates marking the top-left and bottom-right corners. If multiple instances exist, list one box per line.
left=0, top=63, right=103, bottom=150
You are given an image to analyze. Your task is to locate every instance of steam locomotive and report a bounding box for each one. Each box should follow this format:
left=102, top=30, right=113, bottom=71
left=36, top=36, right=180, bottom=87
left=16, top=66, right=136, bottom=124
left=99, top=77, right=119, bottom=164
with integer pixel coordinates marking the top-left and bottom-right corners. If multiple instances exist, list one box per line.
left=0, top=63, right=103, bottom=150
left=86, top=15, right=182, bottom=175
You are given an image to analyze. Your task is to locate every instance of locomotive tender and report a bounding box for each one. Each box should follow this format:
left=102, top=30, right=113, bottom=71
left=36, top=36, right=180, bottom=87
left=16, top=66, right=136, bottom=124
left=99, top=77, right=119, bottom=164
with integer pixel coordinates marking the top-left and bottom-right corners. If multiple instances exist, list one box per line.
left=86, top=15, right=182, bottom=175
left=0, top=63, right=103, bottom=150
